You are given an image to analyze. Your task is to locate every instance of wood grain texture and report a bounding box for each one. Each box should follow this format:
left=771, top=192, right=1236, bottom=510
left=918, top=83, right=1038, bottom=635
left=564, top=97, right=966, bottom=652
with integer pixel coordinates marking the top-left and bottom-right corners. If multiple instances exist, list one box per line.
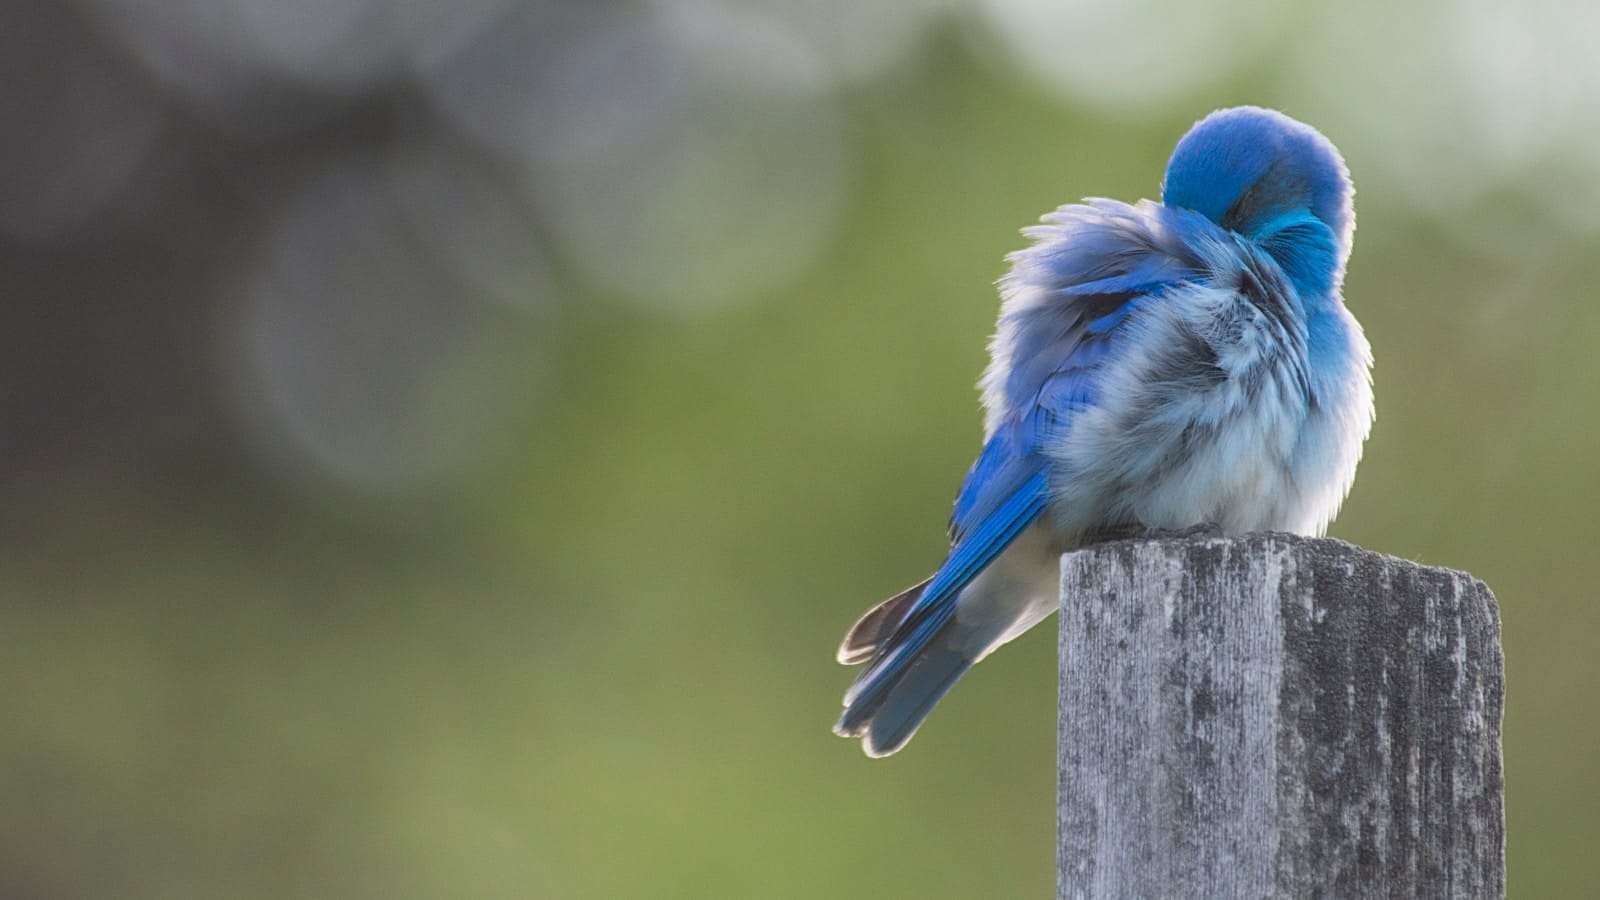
left=1057, top=533, right=1503, bottom=899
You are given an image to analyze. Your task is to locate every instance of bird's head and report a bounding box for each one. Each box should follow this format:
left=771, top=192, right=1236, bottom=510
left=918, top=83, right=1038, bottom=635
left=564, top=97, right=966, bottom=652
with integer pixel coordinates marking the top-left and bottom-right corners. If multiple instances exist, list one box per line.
left=1161, top=106, right=1353, bottom=295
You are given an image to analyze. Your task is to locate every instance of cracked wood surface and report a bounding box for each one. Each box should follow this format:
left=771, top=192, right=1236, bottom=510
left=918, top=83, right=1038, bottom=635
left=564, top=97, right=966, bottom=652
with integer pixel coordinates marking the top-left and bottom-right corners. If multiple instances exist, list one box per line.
left=1057, top=533, right=1504, bottom=899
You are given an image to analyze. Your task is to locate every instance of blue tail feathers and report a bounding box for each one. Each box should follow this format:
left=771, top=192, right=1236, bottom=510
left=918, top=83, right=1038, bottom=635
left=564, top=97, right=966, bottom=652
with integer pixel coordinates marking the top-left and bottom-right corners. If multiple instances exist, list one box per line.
left=836, top=577, right=930, bottom=666
left=835, top=622, right=974, bottom=757
left=836, top=429, right=1048, bottom=756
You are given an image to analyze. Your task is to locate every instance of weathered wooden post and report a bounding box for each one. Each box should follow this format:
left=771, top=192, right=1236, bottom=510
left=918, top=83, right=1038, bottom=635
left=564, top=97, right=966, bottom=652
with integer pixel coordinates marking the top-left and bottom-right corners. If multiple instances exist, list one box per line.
left=1057, top=533, right=1504, bottom=899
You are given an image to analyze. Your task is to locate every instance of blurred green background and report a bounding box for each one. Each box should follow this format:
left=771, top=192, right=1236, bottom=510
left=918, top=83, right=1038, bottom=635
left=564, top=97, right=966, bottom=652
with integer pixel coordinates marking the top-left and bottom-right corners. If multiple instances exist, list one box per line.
left=2, top=0, right=1596, bottom=897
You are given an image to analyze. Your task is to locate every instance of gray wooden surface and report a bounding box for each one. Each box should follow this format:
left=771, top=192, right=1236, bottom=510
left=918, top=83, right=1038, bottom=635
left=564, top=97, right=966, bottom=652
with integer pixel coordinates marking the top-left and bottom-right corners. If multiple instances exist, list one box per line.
left=1057, top=533, right=1503, bottom=899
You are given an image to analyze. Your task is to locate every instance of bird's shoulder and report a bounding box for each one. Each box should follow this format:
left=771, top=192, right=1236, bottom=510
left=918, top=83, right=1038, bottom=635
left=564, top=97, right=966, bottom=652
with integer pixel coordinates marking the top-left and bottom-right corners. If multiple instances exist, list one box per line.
left=985, top=200, right=1315, bottom=434
left=982, top=201, right=1207, bottom=425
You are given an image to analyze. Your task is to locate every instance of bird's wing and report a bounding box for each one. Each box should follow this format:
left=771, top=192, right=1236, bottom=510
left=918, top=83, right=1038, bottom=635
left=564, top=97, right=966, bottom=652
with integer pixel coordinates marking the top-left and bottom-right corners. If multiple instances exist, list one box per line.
left=837, top=201, right=1210, bottom=749
left=947, top=422, right=1047, bottom=545
left=898, top=208, right=1208, bottom=639
left=876, top=284, right=1149, bottom=670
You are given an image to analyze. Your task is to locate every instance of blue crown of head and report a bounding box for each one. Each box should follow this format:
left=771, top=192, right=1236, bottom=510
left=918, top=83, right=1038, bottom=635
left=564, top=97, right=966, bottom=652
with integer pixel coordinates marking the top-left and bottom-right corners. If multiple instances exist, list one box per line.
left=1161, top=107, right=1354, bottom=280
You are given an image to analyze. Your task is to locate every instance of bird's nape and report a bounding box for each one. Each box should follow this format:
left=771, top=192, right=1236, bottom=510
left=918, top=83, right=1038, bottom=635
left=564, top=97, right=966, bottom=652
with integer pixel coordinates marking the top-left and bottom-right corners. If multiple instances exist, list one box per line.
left=1160, top=105, right=1354, bottom=269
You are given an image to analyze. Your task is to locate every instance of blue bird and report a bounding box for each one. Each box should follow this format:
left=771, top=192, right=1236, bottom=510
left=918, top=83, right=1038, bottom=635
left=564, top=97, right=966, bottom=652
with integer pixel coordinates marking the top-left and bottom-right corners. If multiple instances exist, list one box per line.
left=834, top=107, right=1374, bottom=757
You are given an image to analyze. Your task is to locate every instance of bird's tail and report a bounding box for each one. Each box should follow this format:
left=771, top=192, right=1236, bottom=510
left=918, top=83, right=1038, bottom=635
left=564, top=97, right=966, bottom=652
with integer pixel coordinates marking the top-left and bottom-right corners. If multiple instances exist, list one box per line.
left=836, top=577, right=930, bottom=665
left=834, top=611, right=973, bottom=757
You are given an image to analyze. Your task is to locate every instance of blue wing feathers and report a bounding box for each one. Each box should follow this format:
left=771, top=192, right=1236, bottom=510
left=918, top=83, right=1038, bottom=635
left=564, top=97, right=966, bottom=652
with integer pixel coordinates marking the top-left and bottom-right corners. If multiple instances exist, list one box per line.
left=917, top=467, right=1050, bottom=624
left=837, top=198, right=1198, bottom=755
left=948, top=426, right=1039, bottom=542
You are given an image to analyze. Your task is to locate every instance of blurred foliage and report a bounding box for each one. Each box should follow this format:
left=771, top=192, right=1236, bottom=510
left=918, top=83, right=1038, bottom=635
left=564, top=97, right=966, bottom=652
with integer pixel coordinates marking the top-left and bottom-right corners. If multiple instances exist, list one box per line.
left=3, top=1, right=1598, bottom=897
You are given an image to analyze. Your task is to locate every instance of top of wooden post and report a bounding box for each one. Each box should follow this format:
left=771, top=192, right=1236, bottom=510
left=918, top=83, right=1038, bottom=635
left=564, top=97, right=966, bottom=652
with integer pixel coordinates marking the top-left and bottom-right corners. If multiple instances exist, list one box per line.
left=1057, top=532, right=1503, bottom=899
